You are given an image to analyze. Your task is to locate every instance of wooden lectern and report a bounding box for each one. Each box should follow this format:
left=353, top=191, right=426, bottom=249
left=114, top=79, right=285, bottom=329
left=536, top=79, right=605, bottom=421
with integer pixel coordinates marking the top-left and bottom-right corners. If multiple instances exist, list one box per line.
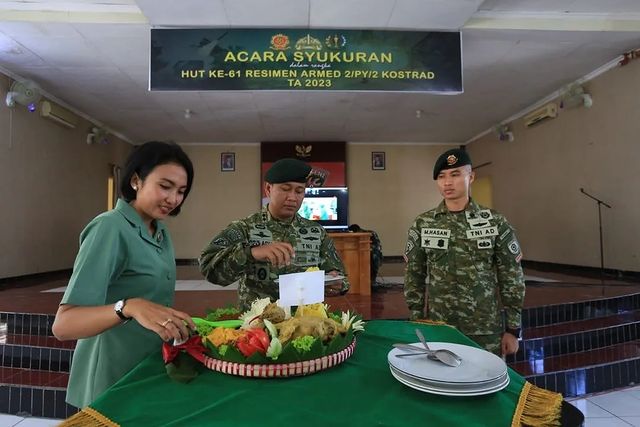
left=328, top=232, right=371, bottom=296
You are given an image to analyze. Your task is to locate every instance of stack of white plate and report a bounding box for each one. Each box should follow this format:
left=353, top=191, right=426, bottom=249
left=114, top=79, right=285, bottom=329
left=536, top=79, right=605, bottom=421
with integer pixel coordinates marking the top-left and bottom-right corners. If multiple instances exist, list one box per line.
left=387, top=342, right=509, bottom=396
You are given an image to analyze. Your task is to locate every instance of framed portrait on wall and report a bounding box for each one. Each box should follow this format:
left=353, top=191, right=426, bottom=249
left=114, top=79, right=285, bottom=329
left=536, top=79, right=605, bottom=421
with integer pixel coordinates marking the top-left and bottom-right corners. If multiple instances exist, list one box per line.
left=372, top=151, right=385, bottom=170
left=221, top=152, right=235, bottom=172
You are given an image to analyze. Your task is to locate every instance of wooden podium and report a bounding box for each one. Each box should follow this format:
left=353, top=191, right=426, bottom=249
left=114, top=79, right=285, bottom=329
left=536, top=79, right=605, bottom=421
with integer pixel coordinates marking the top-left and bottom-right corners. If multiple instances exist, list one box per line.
left=328, top=232, right=371, bottom=296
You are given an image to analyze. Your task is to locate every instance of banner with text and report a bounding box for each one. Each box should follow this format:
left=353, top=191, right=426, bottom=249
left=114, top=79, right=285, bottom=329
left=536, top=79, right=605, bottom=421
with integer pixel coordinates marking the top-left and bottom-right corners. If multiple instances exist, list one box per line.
left=150, top=29, right=462, bottom=92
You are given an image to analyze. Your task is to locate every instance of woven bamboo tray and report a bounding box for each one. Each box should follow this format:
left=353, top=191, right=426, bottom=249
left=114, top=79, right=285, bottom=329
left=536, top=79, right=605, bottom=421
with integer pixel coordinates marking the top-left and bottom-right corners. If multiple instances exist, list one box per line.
left=201, top=339, right=356, bottom=378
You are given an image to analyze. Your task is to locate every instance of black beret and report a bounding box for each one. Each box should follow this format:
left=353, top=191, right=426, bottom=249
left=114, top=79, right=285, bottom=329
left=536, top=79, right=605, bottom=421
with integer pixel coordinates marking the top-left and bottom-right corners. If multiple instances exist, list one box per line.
left=265, top=158, right=312, bottom=184
left=433, top=148, right=472, bottom=180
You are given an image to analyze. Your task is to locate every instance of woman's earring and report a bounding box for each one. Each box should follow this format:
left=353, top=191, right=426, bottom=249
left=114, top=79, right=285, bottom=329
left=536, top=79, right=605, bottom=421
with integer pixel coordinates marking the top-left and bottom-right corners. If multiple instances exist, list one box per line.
left=132, top=185, right=137, bottom=191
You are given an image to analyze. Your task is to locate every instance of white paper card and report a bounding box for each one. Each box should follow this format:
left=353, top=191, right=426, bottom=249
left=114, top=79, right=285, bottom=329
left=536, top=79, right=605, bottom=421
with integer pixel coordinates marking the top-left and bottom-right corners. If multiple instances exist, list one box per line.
left=278, top=270, right=324, bottom=306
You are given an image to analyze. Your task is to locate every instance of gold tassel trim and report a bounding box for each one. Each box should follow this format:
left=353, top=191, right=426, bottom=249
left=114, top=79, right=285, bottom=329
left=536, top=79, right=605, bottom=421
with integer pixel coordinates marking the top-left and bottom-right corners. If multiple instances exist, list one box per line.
left=512, top=381, right=562, bottom=426
left=57, top=407, right=120, bottom=427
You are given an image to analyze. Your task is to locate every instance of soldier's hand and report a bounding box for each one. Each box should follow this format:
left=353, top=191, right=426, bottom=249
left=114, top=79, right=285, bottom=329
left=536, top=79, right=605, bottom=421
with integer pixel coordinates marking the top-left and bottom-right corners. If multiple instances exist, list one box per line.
left=251, top=242, right=295, bottom=268
left=501, top=332, right=519, bottom=356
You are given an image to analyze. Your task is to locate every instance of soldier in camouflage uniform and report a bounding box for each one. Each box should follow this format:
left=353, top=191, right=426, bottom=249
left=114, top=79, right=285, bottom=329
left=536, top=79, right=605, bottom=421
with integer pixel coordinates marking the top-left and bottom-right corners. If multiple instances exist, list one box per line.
left=403, top=148, right=525, bottom=356
left=200, top=158, right=349, bottom=311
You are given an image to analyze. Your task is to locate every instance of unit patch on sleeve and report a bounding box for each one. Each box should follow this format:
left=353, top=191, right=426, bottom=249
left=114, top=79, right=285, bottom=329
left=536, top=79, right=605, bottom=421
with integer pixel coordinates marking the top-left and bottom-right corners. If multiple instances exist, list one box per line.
left=508, top=239, right=521, bottom=255
left=405, top=240, right=415, bottom=254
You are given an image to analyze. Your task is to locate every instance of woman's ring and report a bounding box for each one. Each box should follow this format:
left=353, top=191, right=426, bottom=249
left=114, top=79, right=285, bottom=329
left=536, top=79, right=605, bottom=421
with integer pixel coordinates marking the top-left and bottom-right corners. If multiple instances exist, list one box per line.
left=161, top=318, right=172, bottom=327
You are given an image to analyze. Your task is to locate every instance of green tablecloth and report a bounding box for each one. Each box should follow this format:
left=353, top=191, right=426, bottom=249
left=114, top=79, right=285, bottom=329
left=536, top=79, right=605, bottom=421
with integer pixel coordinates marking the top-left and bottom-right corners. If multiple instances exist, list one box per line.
left=61, top=320, right=561, bottom=427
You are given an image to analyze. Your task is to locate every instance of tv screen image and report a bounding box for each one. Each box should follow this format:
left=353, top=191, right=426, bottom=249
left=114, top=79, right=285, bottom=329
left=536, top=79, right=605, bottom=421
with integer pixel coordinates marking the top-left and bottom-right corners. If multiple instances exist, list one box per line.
left=297, top=187, right=348, bottom=230
left=298, top=197, right=338, bottom=221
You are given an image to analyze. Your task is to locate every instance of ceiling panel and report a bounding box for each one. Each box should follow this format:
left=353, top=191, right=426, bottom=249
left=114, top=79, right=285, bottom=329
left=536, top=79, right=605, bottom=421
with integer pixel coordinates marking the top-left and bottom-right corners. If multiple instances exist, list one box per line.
left=0, top=0, right=637, bottom=143
left=224, top=0, right=309, bottom=27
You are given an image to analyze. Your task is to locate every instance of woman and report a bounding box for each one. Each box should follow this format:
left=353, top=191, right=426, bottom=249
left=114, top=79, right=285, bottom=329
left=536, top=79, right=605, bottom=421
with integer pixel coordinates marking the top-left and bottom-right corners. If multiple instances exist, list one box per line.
left=52, top=141, right=196, bottom=408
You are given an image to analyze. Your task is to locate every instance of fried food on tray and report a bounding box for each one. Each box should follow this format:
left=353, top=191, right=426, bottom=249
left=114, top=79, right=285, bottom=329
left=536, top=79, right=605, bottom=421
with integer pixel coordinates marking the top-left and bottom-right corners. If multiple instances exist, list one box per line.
left=206, top=327, right=245, bottom=347
left=276, top=316, right=343, bottom=345
left=260, top=302, right=286, bottom=324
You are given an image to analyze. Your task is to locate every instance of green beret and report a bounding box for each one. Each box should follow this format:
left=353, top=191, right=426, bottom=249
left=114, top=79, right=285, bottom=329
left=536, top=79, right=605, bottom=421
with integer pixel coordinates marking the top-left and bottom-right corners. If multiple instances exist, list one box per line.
left=265, top=158, right=312, bottom=184
left=433, top=148, right=472, bottom=179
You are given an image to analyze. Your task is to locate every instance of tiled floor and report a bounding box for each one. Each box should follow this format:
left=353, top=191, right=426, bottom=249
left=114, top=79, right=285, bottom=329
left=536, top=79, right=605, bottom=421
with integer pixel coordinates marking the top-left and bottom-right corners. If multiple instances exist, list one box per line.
left=569, top=385, right=640, bottom=426
left=0, top=414, right=59, bottom=426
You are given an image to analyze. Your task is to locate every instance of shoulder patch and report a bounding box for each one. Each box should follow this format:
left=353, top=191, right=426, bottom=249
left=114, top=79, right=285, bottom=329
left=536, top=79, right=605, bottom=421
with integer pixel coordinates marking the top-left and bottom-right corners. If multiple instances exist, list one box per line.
left=213, top=237, right=229, bottom=246
left=499, top=228, right=512, bottom=241
left=508, top=240, right=521, bottom=255
left=225, top=228, right=245, bottom=243
left=405, top=240, right=415, bottom=255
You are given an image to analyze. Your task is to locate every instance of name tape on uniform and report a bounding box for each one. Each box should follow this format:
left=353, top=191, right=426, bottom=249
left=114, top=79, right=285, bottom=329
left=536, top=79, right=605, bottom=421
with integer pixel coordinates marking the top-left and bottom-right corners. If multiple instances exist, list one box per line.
left=421, top=228, right=451, bottom=238
left=466, top=226, right=498, bottom=239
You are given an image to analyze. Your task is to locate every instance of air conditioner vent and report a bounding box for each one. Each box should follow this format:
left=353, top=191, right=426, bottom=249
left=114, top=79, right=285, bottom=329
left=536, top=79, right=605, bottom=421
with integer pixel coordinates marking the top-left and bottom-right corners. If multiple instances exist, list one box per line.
left=524, top=103, right=557, bottom=128
left=40, top=100, right=78, bottom=129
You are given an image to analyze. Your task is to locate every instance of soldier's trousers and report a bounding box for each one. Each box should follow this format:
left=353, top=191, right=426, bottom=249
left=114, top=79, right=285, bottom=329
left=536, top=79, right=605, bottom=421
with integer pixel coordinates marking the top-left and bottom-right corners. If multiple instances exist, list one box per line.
left=468, top=333, right=502, bottom=356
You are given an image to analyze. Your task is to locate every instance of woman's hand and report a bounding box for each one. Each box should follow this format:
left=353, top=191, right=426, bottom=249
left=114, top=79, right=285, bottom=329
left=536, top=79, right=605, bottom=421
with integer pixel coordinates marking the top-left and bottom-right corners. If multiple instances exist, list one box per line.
left=124, top=298, right=196, bottom=342
left=53, top=300, right=196, bottom=342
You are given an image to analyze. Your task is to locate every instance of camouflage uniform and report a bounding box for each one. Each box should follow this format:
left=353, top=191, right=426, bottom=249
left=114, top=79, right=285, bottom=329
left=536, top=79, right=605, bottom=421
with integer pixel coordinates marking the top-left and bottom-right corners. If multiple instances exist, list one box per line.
left=404, top=199, right=525, bottom=353
left=200, top=206, right=349, bottom=311
left=370, top=230, right=383, bottom=283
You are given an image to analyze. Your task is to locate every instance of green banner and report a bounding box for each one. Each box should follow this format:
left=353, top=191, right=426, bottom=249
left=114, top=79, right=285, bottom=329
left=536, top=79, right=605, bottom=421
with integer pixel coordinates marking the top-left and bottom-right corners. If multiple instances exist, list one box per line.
left=150, top=29, right=462, bottom=92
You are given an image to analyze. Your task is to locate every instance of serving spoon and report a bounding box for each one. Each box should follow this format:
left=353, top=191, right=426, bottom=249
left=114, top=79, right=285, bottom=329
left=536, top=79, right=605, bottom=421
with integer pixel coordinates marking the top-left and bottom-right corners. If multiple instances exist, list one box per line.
left=414, top=328, right=462, bottom=367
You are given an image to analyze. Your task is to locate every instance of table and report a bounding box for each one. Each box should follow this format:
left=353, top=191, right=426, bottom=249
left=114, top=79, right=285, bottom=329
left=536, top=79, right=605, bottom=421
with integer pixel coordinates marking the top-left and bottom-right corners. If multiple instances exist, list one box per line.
left=328, top=232, right=371, bottom=295
left=60, top=321, right=576, bottom=427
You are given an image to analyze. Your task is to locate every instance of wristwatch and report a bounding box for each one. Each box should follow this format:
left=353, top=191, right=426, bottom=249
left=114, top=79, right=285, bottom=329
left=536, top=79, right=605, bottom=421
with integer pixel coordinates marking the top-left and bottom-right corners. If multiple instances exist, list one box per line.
left=114, top=299, right=132, bottom=321
left=504, top=327, right=522, bottom=339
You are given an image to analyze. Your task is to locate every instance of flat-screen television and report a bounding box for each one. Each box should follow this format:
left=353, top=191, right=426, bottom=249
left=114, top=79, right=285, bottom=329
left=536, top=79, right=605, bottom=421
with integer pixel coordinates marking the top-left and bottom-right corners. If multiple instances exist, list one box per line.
left=298, top=187, right=349, bottom=230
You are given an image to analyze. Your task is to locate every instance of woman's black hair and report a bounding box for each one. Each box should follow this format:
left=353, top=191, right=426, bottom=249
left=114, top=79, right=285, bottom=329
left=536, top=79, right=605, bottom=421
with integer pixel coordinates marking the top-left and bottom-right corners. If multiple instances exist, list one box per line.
left=120, top=141, right=194, bottom=216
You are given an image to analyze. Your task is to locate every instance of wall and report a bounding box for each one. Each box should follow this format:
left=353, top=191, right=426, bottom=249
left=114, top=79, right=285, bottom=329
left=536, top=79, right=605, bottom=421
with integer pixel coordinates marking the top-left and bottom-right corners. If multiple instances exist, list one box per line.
left=467, top=59, right=640, bottom=272
left=164, top=144, right=261, bottom=259
left=0, top=74, right=131, bottom=278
